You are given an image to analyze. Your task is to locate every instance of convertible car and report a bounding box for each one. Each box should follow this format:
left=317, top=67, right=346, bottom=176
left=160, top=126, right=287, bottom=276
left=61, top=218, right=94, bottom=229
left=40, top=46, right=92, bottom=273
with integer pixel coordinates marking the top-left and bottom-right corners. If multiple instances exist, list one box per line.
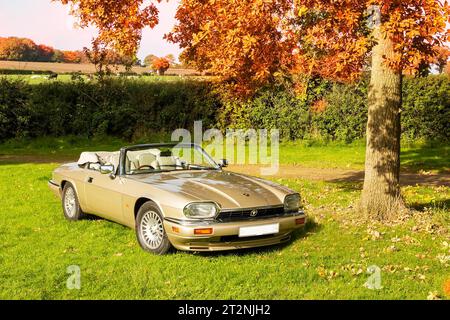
left=48, top=143, right=306, bottom=254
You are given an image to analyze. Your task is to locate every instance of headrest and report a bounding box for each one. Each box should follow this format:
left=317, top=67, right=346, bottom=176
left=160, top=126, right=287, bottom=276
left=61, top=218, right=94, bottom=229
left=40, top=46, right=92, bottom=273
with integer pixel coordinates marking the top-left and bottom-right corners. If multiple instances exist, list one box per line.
left=137, top=153, right=157, bottom=165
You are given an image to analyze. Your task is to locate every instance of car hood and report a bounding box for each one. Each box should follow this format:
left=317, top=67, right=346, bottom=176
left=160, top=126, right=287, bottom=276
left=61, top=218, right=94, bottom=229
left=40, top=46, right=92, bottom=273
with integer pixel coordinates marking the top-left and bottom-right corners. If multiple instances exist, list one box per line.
left=127, top=170, right=292, bottom=209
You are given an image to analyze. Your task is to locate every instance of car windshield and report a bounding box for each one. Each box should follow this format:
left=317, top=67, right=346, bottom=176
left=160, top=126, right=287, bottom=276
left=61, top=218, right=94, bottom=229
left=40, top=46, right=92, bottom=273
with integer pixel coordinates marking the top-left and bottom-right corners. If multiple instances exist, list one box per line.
left=124, top=144, right=219, bottom=175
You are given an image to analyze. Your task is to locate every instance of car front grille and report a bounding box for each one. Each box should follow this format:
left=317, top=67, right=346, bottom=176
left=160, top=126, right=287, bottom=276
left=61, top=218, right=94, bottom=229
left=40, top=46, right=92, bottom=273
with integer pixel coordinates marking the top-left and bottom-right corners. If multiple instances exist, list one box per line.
left=216, top=205, right=285, bottom=222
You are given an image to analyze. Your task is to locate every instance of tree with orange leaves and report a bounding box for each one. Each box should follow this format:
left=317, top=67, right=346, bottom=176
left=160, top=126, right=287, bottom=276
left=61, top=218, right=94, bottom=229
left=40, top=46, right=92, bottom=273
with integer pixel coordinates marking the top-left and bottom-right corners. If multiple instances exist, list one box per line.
left=55, top=0, right=160, bottom=60
left=61, top=50, right=82, bottom=63
left=433, top=46, right=450, bottom=73
left=167, top=0, right=450, bottom=220
left=61, top=0, right=449, bottom=219
left=166, top=0, right=294, bottom=96
left=37, top=44, right=55, bottom=62
left=445, top=61, right=450, bottom=76
left=151, top=57, right=170, bottom=75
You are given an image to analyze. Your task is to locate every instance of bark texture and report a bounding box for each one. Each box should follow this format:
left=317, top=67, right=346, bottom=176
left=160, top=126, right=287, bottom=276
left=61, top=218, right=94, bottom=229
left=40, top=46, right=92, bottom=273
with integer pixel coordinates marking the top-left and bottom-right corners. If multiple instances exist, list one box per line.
left=361, top=26, right=404, bottom=220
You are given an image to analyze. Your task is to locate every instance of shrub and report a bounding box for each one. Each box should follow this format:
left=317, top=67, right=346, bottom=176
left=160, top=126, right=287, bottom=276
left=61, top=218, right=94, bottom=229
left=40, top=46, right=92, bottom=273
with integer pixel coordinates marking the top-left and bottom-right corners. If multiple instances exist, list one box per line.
left=0, top=78, right=31, bottom=140
left=0, top=75, right=448, bottom=143
left=311, top=80, right=368, bottom=142
left=217, top=85, right=311, bottom=140
left=402, top=75, right=450, bottom=141
left=0, top=77, right=219, bottom=142
left=310, top=75, right=449, bottom=142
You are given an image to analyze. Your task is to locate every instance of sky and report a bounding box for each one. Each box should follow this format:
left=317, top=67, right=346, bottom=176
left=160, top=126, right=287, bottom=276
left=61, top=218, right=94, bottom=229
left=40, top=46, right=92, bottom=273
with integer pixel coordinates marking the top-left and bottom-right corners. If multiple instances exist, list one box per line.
left=0, top=0, right=182, bottom=61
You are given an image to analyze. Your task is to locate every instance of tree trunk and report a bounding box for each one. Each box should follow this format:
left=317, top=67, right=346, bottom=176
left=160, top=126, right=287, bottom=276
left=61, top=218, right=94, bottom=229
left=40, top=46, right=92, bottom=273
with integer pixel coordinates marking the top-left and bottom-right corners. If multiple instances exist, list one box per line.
left=360, top=26, right=404, bottom=220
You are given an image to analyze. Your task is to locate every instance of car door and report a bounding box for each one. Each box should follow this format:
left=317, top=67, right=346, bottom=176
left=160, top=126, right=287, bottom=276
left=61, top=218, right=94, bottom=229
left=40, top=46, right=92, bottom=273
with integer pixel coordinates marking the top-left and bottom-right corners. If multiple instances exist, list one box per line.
left=84, top=169, right=125, bottom=223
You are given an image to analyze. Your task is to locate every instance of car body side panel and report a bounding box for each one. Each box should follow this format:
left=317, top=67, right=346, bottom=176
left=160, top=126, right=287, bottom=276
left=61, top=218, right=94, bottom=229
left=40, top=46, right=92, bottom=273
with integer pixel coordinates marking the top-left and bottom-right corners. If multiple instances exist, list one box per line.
left=83, top=171, right=125, bottom=224
left=118, top=177, right=193, bottom=228
left=52, top=163, right=88, bottom=211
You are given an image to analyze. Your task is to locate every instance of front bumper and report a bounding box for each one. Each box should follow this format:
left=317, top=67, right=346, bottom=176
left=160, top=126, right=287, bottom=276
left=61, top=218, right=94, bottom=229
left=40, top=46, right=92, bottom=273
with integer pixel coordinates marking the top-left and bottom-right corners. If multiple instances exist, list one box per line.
left=164, top=211, right=306, bottom=251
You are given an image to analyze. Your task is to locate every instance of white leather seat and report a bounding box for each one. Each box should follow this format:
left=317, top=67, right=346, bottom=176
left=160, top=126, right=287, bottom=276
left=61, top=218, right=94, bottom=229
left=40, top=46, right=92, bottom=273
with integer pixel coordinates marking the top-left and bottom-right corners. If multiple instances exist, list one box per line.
left=137, top=153, right=157, bottom=169
left=157, top=156, right=181, bottom=170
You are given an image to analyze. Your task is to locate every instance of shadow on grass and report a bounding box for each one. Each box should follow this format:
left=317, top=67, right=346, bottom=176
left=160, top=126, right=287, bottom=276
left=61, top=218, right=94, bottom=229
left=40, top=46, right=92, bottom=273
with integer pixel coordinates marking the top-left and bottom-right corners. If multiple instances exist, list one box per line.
left=328, top=180, right=363, bottom=192
left=400, top=142, right=449, bottom=174
left=195, top=217, right=322, bottom=258
left=408, top=198, right=450, bottom=211
left=325, top=170, right=449, bottom=187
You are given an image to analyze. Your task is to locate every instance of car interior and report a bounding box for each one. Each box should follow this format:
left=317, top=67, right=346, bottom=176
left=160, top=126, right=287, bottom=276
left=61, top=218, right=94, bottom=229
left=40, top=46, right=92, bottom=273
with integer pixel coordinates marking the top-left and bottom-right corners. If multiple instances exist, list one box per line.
left=125, top=148, right=184, bottom=173
left=76, top=145, right=218, bottom=175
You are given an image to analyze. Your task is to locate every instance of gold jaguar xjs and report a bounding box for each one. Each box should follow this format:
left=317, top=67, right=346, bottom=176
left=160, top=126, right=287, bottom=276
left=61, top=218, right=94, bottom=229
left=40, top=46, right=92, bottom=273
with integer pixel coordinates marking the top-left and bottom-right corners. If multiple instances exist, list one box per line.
left=48, top=143, right=306, bottom=254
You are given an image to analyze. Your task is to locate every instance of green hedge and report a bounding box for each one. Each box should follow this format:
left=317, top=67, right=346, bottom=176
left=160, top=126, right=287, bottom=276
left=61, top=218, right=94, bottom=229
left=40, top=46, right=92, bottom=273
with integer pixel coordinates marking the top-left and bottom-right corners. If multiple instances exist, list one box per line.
left=0, top=69, right=56, bottom=75
left=0, top=77, right=219, bottom=141
left=0, top=75, right=448, bottom=143
left=217, top=75, right=449, bottom=142
left=311, top=75, right=450, bottom=142
left=402, top=75, right=450, bottom=141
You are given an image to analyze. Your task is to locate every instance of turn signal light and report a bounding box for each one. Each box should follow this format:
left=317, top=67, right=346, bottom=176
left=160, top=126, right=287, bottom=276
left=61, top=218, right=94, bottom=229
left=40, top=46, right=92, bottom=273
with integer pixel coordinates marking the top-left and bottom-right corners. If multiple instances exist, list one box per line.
left=194, top=228, right=213, bottom=235
left=172, top=226, right=180, bottom=233
left=295, top=217, right=306, bottom=225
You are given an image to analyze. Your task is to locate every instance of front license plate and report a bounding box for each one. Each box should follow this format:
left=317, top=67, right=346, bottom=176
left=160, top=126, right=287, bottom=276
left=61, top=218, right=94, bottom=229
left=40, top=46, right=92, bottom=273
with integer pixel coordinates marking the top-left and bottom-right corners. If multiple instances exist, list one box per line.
left=238, top=223, right=279, bottom=238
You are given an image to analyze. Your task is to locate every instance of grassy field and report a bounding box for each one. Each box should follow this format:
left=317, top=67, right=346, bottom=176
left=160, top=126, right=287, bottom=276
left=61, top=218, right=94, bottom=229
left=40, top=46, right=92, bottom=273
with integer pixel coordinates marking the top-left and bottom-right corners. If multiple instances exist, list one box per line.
left=1, top=136, right=448, bottom=173
left=0, top=73, right=201, bottom=85
left=0, top=60, right=198, bottom=76
left=0, top=139, right=449, bottom=299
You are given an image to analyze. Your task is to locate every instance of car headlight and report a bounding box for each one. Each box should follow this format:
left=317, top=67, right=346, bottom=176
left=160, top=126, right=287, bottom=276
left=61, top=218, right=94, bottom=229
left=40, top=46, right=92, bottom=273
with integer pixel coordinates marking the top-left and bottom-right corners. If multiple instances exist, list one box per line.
left=284, top=193, right=300, bottom=212
left=183, top=202, right=219, bottom=219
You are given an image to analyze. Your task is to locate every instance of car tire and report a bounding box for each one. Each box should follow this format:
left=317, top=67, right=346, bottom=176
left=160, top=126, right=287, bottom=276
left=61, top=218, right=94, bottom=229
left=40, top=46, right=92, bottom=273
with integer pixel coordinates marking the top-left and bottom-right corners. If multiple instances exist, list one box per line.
left=136, top=202, right=172, bottom=255
left=62, top=182, right=85, bottom=221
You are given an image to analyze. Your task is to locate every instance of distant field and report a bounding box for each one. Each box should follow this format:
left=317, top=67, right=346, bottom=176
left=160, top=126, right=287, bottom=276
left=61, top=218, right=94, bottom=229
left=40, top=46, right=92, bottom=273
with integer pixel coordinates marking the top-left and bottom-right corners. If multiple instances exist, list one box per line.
left=0, top=60, right=198, bottom=76
left=1, top=74, right=202, bottom=84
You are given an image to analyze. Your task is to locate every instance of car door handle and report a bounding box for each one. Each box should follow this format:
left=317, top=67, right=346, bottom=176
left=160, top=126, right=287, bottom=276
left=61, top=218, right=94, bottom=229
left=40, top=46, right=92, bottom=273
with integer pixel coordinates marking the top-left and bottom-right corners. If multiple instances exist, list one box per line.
left=87, top=177, right=94, bottom=183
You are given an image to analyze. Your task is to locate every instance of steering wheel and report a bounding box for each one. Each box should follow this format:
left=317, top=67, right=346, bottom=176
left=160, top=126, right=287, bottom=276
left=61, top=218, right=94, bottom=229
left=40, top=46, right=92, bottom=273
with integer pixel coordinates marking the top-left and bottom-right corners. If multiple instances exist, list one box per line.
left=137, top=165, right=155, bottom=170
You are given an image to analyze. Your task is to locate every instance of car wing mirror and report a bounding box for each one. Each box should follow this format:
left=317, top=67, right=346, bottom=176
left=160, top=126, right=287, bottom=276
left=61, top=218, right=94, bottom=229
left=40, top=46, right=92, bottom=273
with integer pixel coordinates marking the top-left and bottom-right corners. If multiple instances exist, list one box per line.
left=100, top=164, right=115, bottom=178
left=218, top=159, right=228, bottom=168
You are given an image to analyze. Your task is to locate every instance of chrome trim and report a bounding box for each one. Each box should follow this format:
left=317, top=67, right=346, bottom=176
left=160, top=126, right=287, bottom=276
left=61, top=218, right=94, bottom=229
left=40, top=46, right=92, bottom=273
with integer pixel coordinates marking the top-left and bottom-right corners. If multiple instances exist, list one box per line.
left=165, top=210, right=305, bottom=226
left=48, top=180, right=59, bottom=187
left=219, top=204, right=284, bottom=213
left=165, top=217, right=216, bottom=226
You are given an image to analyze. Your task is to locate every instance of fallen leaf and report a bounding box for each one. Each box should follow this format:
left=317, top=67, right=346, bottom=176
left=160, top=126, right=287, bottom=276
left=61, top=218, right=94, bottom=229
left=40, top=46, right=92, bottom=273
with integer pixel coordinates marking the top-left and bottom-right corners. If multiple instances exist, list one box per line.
left=427, top=291, right=441, bottom=300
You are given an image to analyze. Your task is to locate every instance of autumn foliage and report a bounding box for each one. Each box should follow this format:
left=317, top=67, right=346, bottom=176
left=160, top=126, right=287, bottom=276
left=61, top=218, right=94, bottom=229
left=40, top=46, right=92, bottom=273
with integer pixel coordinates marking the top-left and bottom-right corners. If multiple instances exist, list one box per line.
left=445, top=61, right=450, bottom=76
left=56, top=0, right=160, bottom=58
left=0, top=36, right=86, bottom=63
left=166, top=0, right=294, bottom=95
left=151, top=57, right=170, bottom=75
left=433, top=46, right=450, bottom=73
left=444, top=278, right=450, bottom=297
left=167, top=0, right=450, bottom=95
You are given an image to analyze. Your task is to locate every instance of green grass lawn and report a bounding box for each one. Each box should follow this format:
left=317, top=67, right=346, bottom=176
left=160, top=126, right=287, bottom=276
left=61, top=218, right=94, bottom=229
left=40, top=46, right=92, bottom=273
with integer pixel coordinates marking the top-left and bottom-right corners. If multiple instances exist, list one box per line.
left=0, top=158, right=448, bottom=299
left=1, top=136, right=448, bottom=173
